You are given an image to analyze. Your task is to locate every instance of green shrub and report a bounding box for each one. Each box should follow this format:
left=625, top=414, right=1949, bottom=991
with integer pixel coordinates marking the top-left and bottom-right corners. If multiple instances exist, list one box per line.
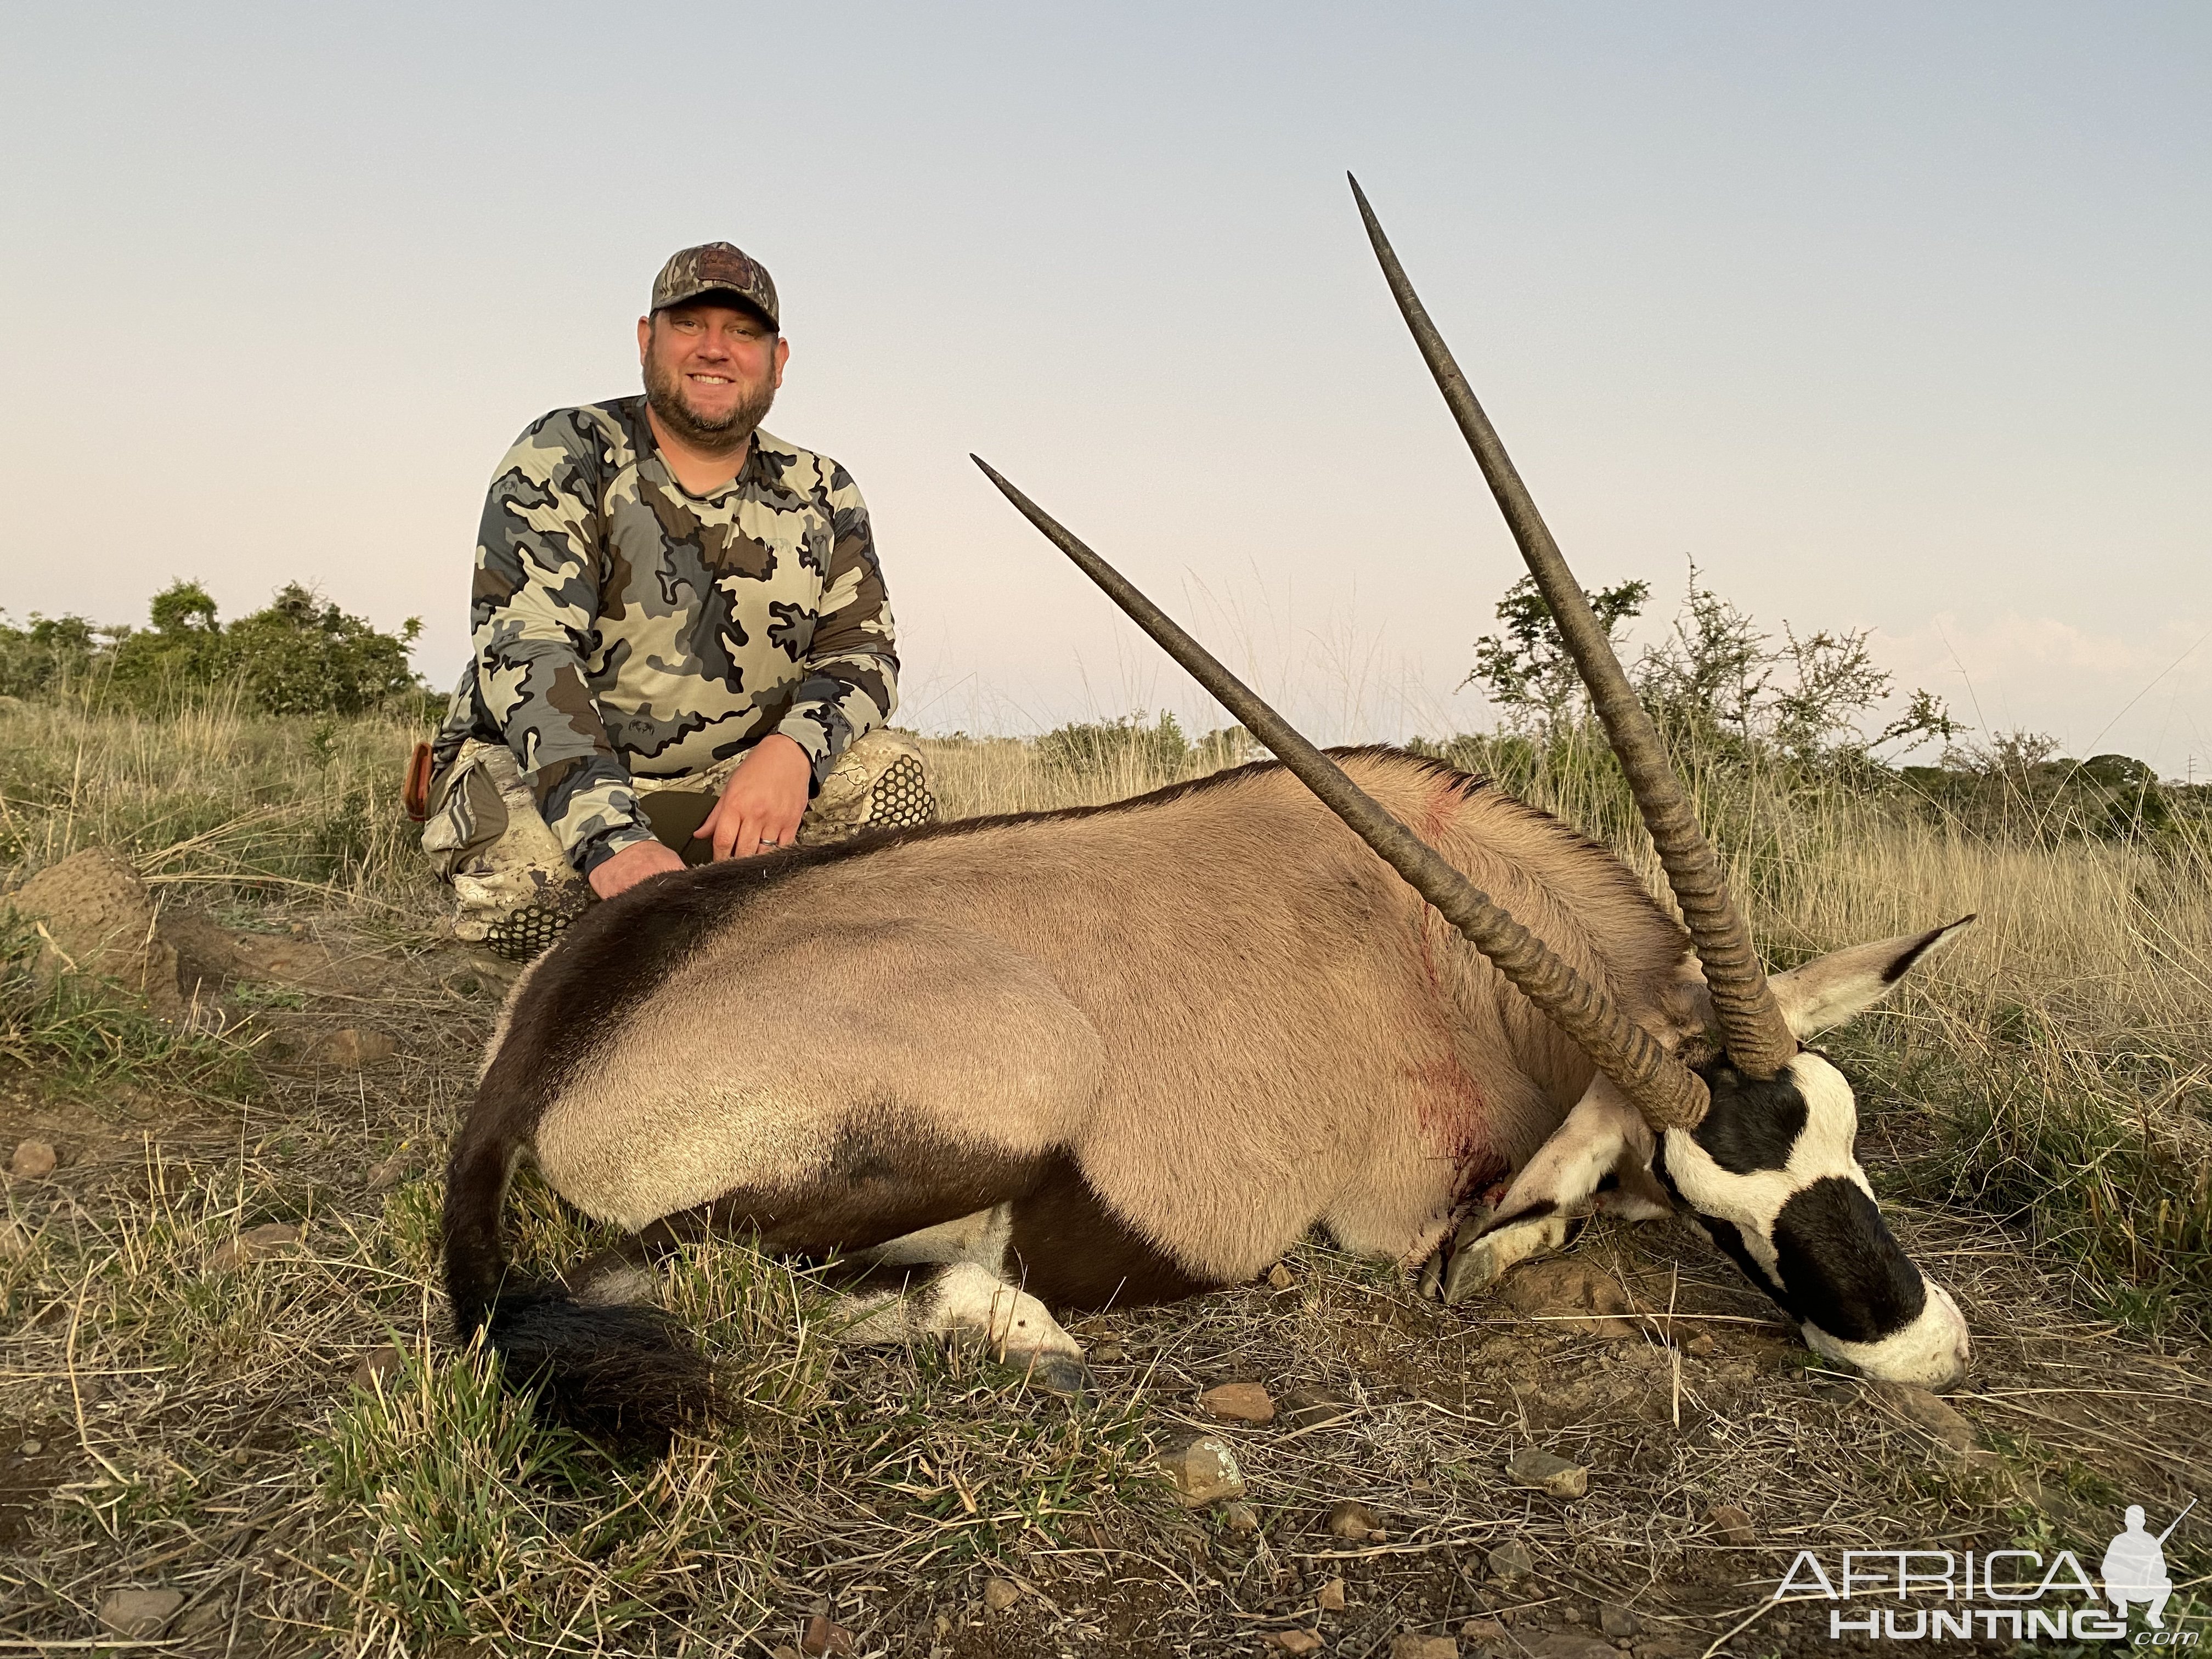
left=0, top=579, right=423, bottom=716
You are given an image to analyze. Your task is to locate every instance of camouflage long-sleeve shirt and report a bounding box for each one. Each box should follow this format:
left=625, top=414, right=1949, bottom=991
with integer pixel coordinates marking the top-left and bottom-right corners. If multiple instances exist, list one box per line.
left=433, top=397, right=900, bottom=874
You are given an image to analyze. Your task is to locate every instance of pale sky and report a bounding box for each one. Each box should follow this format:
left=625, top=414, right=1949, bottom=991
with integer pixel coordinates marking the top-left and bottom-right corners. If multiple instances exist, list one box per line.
left=4, top=4, right=2207, bottom=775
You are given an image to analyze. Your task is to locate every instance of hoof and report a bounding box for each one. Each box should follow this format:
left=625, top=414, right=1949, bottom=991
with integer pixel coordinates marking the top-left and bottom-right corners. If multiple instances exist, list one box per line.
left=1027, top=1353, right=1092, bottom=1397
left=1440, top=1237, right=1507, bottom=1305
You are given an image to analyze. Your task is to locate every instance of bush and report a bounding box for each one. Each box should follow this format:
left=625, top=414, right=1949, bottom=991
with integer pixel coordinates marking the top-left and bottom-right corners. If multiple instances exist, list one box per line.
left=0, top=579, right=423, bottom=716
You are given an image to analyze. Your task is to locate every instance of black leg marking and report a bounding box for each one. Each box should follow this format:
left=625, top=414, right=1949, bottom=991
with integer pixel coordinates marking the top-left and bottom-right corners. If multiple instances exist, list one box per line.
left=1007, top=1155, right=1217, bottom=1310
left=653, top=1125, right=1047, bottom=1260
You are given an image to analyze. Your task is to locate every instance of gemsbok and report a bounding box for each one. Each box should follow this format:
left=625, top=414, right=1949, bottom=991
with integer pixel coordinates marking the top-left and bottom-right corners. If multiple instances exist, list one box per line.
left=443, top=177, right=1973, bottom=1444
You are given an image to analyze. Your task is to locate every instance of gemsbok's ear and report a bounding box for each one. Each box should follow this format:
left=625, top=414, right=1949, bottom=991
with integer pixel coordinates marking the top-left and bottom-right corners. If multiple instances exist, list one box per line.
left=1768, top=917, right=1976, bottom=1039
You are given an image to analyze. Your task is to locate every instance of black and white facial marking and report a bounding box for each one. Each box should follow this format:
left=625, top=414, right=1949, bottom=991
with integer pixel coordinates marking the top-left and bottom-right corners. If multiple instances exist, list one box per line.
left=1661, top=1054, right=1970, bottom=1388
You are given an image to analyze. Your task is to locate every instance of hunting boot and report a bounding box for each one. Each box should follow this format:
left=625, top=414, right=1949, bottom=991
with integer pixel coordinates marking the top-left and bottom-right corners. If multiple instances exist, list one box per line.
left=422, top=731, right=939, bottom=962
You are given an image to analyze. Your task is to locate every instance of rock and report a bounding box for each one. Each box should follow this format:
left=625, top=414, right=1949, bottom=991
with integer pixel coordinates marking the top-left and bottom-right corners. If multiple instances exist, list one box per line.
left=350, top=1345, right=403, bottom=1390
left=1317, top=1577, right=1346, bottom=1611
left=365, top=1149, right=417, bottom=1193
left=1599, top=1604, right=1639, bottom=1638
left=314, top=1026, right=397, bottom=1070
left=20, top=1438, right=43, bottom=1456
left=8, top=1139, right=57, bottom=1180
left=1505, top=1446, right=1588, bottom=1499
left=800, top=1615, right=856, bottom=1656
left=1222, top=1500, right=1261, bottom=1534
left=1158, top=1436, right=1245, bottom=1506
left=1683, top=1333, right=1716, bottom=1357
left=15, top=848, right=183, bottom=1017
left=1199, top=1381, right=1276, bottom=1423
left=1268, top=1262, right=1297, bottom=1291
left=981, top=1576, right=1020, bottom=1612
left=1392, top=1638, right=1459, bottom=1659
left=1280, top=1387, right=1354, bottom=1431
left=1872, top=1381, right=1977, bottom=1454
left=1325, top=1499, right=1385, bottom=1541
left=1268, top=1633, right=1324, bottom=1655
left=1705, top=1503, right=1755, bottom=1546
left=178, top=1596, right=229, bottom=1635
left=1487, top=1538, right=1535, bottom=1581
left=1500, top=1261, right=1637, bottom=1338
left=209, top=1223, right=303, bottom=1271
left=1531, top=1635, right=1620, bottom=1659
left=97, top=1588, right=185, bottom=1637
left=1461, top=1617, right=1508, bottom=1641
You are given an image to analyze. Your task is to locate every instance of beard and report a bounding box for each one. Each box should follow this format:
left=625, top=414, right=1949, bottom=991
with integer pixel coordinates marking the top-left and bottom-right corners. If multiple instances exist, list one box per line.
left=642, top=353, right=777, bottom=453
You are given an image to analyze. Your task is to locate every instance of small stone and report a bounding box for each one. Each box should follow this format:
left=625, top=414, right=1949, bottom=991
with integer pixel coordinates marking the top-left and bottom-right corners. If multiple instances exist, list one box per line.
left=178, top=1597, right=229, bottom=1635
left=1461, top=1617, right=1508, bottom=1641
left=365, top=1149, right=416, bottom=1193
left=19, top=1438, right=43, bottom=1456
left=1268, top=1262, right=1297, bottom=1291
left=1505, top=1446, right=1588, bottom=1499
left=208, top=1223, right=303, bottom=1271
left=1221, top=1500, right=1261, bottom=1534
left=1487, top=1538, right=1535, bottom=1581
left=1706, top=1503, right=1756, bottom=1546
left=1392, top=1637, right=1459, bottom=1659
left=1599, top=1604, right=1639, bottom=1638
left=1317, top=1577, right=1347, bottom=1611
left=315, top=1026, right=397, bottom=1069
left=1158, top=1435, right=1245, bottom=1506
left=98, top=1588, right=185, bottom=1638
left=1268, top=1633, right=1324, bottom=1655
left=8, top=1139, right=57, bottom=1180
left=1325, top=1499, right=1385, bottom=1541
left=1683, top=1333, right=1716, bottom=1357
left=1531, top=1635, right=1621, bottom=1659
left=350, top=1345, right=403, bottom=1390
left=1280, top=1387, right=1354, bottom=1431
left=800, top=1615, right=856, bottom=1656
left=1564, top=1609, right=1583, bottom=1623
left=981, top=1576, right=1020, bottom=1612
left=1872, top=1381, right=1977, bottom=1454
left=1199, top=1381, right=1276, bottom=1423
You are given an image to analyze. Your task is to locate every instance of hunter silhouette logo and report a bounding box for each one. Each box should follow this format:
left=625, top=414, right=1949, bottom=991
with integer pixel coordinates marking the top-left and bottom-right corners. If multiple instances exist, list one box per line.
left=1774, top=1495, right=2200, bottom=1643
left=2105, top=1500, right=2194, bottom=1630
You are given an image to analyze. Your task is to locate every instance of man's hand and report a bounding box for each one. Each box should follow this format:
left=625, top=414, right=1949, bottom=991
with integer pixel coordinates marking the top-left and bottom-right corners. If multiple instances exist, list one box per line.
left=589, top=838, right=687, bottom=900
left=697, top=733, right=811, bottom=860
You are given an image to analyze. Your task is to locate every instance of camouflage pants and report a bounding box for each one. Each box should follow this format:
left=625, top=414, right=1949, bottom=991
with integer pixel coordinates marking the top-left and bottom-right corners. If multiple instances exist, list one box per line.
left=421, top=730, right=938, bottom=961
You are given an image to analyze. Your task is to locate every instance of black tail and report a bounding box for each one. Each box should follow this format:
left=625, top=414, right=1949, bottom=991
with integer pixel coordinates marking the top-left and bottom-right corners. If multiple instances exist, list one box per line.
left=442, top=1109, right=721, bottom=1453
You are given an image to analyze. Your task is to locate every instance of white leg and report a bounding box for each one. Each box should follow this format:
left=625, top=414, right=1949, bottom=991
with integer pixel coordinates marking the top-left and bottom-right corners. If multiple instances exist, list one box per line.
left=823, top=1262, right=1088, bottom=1393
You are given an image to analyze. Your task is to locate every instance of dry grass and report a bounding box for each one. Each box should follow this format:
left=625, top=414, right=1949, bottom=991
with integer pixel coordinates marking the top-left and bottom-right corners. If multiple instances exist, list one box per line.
left=0, top=702, right=2206, bottom=1655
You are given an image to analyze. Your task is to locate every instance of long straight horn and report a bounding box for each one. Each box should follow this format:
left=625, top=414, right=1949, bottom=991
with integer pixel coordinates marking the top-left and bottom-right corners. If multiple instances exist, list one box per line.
left=974, top=456, right=1711, bottom=1131
left=1348, top=175, right=1796, bottom=1080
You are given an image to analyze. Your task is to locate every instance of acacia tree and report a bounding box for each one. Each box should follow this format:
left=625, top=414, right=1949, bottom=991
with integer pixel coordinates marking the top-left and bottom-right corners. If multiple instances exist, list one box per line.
left=1466, top=561, right=1960, bottom=764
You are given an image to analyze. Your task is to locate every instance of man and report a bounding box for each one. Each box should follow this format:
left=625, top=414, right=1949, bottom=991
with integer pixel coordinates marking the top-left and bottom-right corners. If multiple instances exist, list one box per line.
left=421, top=241, right=936, bottom=960
left=2102, top=1505, right=2175, bottom=1629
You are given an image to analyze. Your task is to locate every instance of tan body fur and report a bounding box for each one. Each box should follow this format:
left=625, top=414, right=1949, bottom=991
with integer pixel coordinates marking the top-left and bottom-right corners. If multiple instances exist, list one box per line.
left=512, top=752, right=1706, bottom=1286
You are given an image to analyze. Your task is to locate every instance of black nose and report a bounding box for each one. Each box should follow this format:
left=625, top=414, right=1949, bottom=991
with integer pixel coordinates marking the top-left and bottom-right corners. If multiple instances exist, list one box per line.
left=1769, top=1177, right=1926, bottom=1343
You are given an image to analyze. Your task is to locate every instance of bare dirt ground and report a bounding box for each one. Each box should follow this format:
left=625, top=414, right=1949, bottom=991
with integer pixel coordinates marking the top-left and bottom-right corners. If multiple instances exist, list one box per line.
left=3, top=891, right=2205, bottom=1657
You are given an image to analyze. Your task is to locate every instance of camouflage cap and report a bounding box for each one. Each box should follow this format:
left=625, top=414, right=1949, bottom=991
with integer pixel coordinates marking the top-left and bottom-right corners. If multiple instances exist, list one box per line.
left=651, top=242, right=779, bottom=327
